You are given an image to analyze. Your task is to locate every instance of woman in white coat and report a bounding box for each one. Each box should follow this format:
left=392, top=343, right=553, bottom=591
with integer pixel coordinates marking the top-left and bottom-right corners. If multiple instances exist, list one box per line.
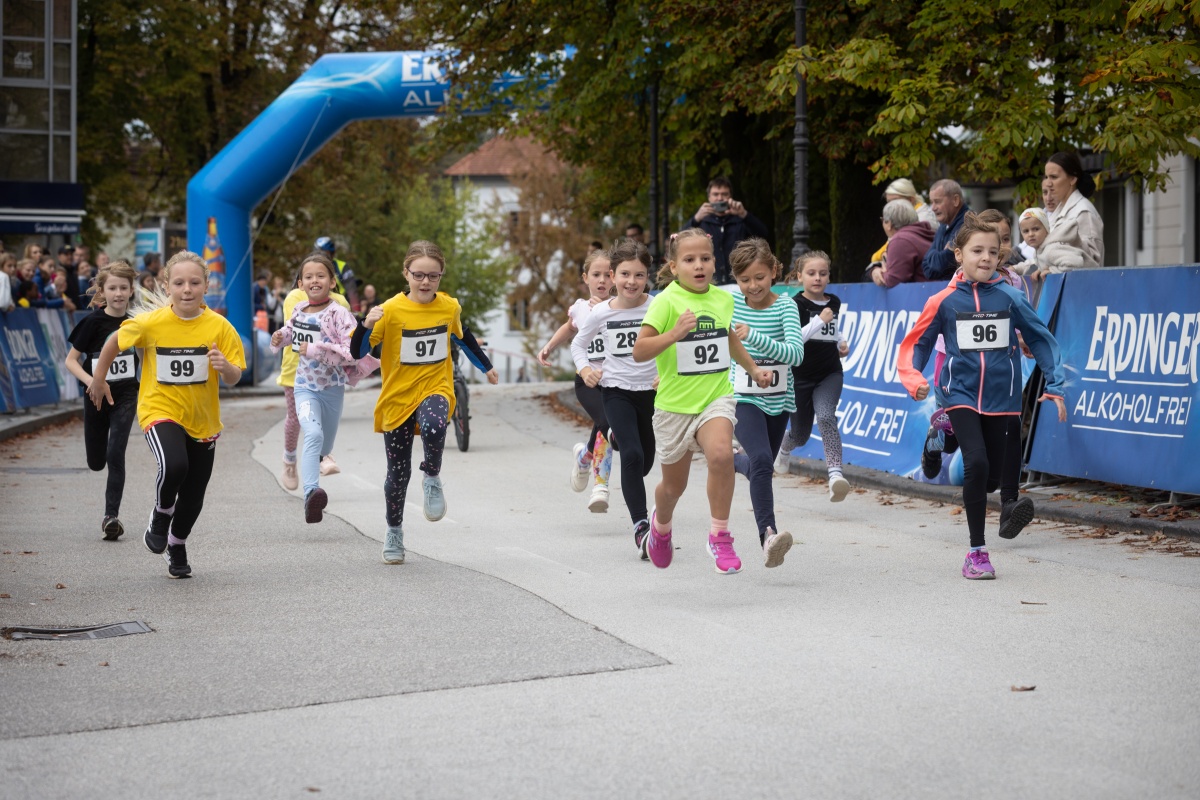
left=1032, top=151, right=1104, bottom=281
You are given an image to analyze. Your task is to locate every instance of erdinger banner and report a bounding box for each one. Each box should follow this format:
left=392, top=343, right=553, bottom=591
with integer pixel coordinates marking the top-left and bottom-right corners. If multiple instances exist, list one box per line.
left=1028, top=266, right=1200, bottom=493
left=777, top=282, right=943, bottom=474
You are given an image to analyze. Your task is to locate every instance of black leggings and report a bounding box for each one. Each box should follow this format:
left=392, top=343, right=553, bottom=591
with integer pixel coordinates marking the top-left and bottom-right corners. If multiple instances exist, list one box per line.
left=144, top=421, right=216, bottom=540
left=946, top=409, right=1019, bottom=548
left=84, top=390, right=137, bottom=517
left=574, top=374, right=608, bottom=454
left=734, top=403, right=790, bottom=541
left=601, top=386, right=656, bottom=523
left=383, top=395, right=449, bottom=528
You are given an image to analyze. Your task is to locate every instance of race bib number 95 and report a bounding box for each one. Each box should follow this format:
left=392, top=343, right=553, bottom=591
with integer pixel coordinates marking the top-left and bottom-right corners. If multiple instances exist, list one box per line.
left=400, top=325, right=448, bottom=365
left=676, top=328, right=730, bottom=376
left=810, top=315, right=839, bottom=342
left=955, top=311, right=1010, bottom=352
left=156, top=346, right=208, bottom=385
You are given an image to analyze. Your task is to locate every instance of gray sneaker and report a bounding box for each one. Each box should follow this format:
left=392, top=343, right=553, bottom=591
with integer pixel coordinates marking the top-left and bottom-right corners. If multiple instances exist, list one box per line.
left=423, top=475, right=446, bottom=521
left=382, top=526, right=405, bottom=564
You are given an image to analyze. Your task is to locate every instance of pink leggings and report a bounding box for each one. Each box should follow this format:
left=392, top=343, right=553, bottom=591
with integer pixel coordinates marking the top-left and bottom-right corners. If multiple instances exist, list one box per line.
left=283, top=386, right=301, bottom=460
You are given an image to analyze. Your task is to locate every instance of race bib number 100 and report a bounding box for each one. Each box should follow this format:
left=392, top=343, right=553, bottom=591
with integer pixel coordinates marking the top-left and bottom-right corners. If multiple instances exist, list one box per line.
left=156, top=346, right=208, bottom=385
left=734, top=359, right=786, bottom=396
left=676, top=328, right=730, bottom=376
left=955, top=311, right=1011, bottom=352
left=400, top=325, right=448, bottom=365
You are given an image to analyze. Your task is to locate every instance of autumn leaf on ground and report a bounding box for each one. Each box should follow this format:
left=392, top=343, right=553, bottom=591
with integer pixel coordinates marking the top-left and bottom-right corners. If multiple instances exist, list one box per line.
left=950, top=507, right=963, bottom=515
left=1011, top=685, right=1036, bottom=692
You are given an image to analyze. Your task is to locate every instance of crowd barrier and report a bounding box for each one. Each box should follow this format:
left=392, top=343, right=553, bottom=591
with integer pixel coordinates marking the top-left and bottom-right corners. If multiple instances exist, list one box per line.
left=0, top=308, right=85, bottom=412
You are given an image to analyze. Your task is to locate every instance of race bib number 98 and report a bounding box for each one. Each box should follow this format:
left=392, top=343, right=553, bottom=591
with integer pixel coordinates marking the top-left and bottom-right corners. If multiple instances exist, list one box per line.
left=400, top=325, right=448, bottom=365
left=291, top=320, right=321, bottom=353
left=156, top=346, right=208, bottom=385
left=676, top=328, right=730, bottom=376
left=734, top=359, right=786, bottom=396
left=586, top=333, right=605, bottom=361
left=955, top=311, right=1010, bottom=352
left=604, top=320, right=640, bottom=358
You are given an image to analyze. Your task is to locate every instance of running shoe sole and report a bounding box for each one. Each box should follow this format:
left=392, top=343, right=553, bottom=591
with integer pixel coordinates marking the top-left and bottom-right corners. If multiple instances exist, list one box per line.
left=829, top=476, right=851, bottom=502
left=588, top=491, right=608, bottom=513
left=102, top=517, right=124, bottom=541
left=763, top=531, right=793, bottom=568
left=163, top=548, right=191, bottom=579
left=999, top=497, right=1035, bottom=540
left=305, top=488, right=328, bottom=524
left=569, top=443, right=590, bottom=492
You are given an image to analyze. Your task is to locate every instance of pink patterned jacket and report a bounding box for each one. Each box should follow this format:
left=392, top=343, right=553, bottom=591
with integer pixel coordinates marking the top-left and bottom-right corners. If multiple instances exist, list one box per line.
left=271, top=300, right=380, bottom=386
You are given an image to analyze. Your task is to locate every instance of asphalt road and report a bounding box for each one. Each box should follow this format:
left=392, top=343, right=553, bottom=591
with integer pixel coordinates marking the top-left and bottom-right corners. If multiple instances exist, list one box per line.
left=2, top=383, right=1197, bottom=799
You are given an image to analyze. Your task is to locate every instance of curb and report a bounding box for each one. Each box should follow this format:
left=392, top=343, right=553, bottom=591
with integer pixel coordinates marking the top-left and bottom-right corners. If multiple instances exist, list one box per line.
left=0, top=405, right=84, bottom=443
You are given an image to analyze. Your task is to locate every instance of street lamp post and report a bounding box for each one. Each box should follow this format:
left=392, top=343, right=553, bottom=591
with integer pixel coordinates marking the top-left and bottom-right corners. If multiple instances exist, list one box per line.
left=792, top=0, right=810, bottom=265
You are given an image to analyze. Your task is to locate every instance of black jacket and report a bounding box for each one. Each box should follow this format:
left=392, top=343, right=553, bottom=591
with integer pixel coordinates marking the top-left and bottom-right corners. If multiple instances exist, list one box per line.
left=685, top=211, right=771, bottom=285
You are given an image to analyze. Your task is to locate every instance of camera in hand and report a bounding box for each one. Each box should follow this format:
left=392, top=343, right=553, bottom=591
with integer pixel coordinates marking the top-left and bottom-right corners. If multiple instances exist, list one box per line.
left=711, top=201, right=729, bottom=214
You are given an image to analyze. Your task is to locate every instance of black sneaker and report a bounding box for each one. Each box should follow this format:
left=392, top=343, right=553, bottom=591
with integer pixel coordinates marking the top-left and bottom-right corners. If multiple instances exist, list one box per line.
left=999, top=497, right=1035, bottom=540
left=164, top=543, right=191, bottom=578
left=144, top=510, right=171, bottom=554
left=101, top=516, right=124, bottom=541
left=305, top=488, right=328, bottom=524
left=921, top=426, right=944, bottom=479
left=634, top=520, right=651, bottom=561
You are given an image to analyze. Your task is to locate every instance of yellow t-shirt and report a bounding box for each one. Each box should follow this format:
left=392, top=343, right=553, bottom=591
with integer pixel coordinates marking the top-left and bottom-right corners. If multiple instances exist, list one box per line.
left=117, top=305, right=247, bottom=440
left=276, top=289, right=351, bottom=387
left=370, top=291, right=463, bottom=433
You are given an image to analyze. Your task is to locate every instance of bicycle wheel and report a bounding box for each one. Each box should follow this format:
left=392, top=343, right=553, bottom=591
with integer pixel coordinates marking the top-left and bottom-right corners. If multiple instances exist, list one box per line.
left=453, top=379, right=470, bottom=451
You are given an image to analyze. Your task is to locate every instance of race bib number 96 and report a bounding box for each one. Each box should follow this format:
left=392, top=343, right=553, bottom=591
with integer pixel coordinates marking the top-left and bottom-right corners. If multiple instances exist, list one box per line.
left=156, top=346, right=208, bottom=385
left=734, top=359, right=786, bottom=396
left=604, top=320, right=640, bottom=358
left=291, top=320, right=320, bottom=353
left=400, top=325, right=448, bottom=365
left=676, top=328, right=730, bottom=376
left=955, top=311, right=1010, bottom=352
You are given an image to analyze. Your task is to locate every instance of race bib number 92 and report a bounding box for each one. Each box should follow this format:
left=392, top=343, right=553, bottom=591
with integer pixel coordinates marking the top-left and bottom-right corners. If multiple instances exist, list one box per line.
left=676, top=328, right=730, bottom=376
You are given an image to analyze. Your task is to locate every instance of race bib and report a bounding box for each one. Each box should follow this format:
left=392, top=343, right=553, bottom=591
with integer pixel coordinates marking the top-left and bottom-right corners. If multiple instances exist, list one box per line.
left=810, top=315, right=839, bottom=342
left=676, top=328, right=730, bottom=376
left=155, top=346, right=208, bottom=385
left=400, top=325, right=448, bottom=365
left=734, top=358, right=786, bottom=396
left=955, top=311, right=1011, bottom=352
left=585, top=332, right=605, bottom=361
left=604, top=320, right=640, bottom=358
left=291, top=319, right=321, bottom=353
left=94, top=350, right=136, bottom=382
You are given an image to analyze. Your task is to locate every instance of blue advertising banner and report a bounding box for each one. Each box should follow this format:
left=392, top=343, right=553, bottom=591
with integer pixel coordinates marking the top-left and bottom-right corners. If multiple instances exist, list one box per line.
left=1028, top=266, right=1200, bottom=494
left=0, top=308, right=61, bottom=408
left=778, top=282, right=944, bottom=474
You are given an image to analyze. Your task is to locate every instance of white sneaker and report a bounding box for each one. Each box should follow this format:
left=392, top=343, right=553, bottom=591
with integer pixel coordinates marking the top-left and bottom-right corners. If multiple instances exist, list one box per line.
left=588, top=484, right=609, bottom=513
left=773, top=451, right=789, bottom=474
left=829, top=474, right=850, bottom=502
left=280, top=459, right=299, bottom=491
left=320, top=455, right=341, bottom=476
left=570, top=443, right=591, bottom=492
left=762, top=527, right=793, bottom=568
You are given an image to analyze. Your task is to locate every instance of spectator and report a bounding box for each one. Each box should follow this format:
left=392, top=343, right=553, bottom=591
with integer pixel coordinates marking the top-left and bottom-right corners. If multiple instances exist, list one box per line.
left=360, top=284, right=379, bottom=317
left=143, top=251, right=162, bottom=277
left=253, top=271, right=270, bottom=317
left=587, top=240, right=604, bottom=253
left=76, top=260, right=94, bottom=299
left=23, top=243, right=43, bottom=263
left=685, top=176, right=771, bottom=285
left=265, top=275, right=286, bottom=332
left=49, top=273, right=77, bottom=312
left=624, top=223, right=645, bottom=243
left=136, top=271, right=159, bottom=305
left=1042, top=184, right=1058, bottom=217
left=1038, top=151, right=1104, bottom=273
left=921, top=179, right=970, bottom=280
left=0, top=253, right=15, bottom=311
left=73, top=244, right=91, bottom=265
left=869, top=200, right=934, bottom=288
left=883, top=178, right=937, bottom=229
left=16, top=280, right=38, bottom=308
left=17, top=258, right=36, bottom=283
left=1014, top=207, right=1049, bottom=267
left=95, top=250, right=110, bottom=269
left=56, top=245, right=83, bottom=309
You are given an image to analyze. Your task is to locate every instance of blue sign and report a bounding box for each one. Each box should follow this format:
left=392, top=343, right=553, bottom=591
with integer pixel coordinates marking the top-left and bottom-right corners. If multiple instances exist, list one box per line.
left=1028, top=266, right=1200, bottom=494
left=0, top=308, right=61, bottom=408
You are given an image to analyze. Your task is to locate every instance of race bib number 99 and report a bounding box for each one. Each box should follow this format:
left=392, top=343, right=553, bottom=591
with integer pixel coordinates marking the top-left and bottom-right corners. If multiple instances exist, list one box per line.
left=400, top=325, right=448, bottom=365
left=955, top=311, right=1010, bottom=352
left=291, top=320, right=321, bottom=353
left=94, top=350, right=136, bottom=382
left=676, top=328, right=730, bottom=376
left=156, top=346, right=208, bottom=385
left=734, top=359, right=786, bottom=396
left=604, top=320, right=640, bottom=358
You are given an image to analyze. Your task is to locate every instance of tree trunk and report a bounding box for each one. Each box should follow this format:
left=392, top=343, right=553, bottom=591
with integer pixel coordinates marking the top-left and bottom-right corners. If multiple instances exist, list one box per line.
left=828, top=158, right=881, bottom=284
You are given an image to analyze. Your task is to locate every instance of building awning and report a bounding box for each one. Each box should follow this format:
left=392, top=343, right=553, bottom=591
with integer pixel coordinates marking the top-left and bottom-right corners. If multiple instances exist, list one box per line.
left=0, top=181, right=86, bottom=235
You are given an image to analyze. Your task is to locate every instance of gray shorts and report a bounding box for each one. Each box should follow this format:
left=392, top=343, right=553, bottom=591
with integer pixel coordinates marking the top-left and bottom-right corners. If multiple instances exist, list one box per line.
left=653, top=394, right=737, bottom=465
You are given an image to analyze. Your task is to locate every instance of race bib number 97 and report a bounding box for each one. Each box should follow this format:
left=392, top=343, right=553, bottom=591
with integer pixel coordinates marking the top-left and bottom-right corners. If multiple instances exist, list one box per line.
left=604, top=320, right=640, bottom=358
left=400, top=325, right=448, bottom=365
left=676, top=328, right=730, bottom=376
left=291, top=320, right=321, bottom=353
left=955, top=311, right=1011, bottom=352
left=733, top=359, right=786, bottom=396
left=156, top=346, right=208, bottom=385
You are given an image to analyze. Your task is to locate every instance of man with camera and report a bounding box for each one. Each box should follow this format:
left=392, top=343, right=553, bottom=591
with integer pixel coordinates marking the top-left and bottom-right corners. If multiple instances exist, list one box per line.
left=685, top=177, right=770, bottom=285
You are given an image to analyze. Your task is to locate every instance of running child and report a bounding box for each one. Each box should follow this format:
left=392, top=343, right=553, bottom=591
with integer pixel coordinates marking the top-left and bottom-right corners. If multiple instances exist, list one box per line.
left=538, top=249, right=615, bottom=512
left=276, top=274, right=353, bottom=490
left=570, top=239, right=658, bottom=556
left=271, top=252, right=379, bottom=524
left=898, top=213, right=1066, bottom=580
left=88, top=251, right=245, bottom=578
left=778, top=251, right=852, bottom=502
left=64, top=260, right=140, bottom=541
left=351, top=240, right=461, bottom=565
left=632, top=229, right=773, bottom=574
left=728, top=239, right=805, bottom=567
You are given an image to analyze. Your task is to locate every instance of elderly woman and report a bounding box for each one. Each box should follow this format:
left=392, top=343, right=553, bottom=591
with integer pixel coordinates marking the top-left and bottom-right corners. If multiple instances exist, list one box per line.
left=1034, top=151, right=1104, bottom=280
left=883, top=178, right=938, bottom=229
left=869, top=199, right=934, bottom=287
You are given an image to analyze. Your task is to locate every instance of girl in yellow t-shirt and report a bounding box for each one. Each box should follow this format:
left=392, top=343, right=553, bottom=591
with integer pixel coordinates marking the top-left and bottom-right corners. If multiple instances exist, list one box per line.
left=355, top=241, right=462, bottom=565
left=89, top=251, right=245, bottom=579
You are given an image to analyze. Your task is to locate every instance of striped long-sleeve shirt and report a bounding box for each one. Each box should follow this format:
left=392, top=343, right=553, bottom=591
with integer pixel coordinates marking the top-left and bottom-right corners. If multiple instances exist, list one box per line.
left=729, top=291, right=804, bottom=415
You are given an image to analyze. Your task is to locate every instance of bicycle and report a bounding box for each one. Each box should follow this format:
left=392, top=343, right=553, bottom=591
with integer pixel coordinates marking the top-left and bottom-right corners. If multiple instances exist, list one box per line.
left=451, top=341, right=470, bottom=452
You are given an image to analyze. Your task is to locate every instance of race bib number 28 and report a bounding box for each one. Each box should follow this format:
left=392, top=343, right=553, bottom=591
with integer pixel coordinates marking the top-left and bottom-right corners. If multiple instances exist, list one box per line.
left=156, top=346, right=208, bottom=385
left=605, top=320, right=640, bottom=358
left=400, top=325, right=448, bottom=365
left=676, top=328, right=730, bottom=376
left=955, top=311, right=1010, bottom=352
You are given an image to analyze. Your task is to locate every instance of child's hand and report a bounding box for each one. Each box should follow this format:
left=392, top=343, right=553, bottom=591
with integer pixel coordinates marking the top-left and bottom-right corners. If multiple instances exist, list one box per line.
left=208, top=344, right=228, bottom=372
left=733, top=323, right=750, bottom=341
left=915, top=383, right=930, bottom=401
left=1017, top=331, right=1034, bottom=359
left=486, top=368, right=500, bottom=385
left=671, top=310, right=696, bottom=341
left=838, top=341, right=850, bottom=357
left=1041, top=394, right=1067, bottom=422
left=588, top=296, right=604, bottom=307
left=752, top=367, right=773, bottom=389
left=271, top=330, right=283, bottom=348
left=298, top=342, right=309, bottom=356
left=364, top=305, right=384, bottom=329
left=537, top=345, right=553, bottom=367
left=87, top=378, right=112, bottom=410
left=819, top=307, right=834, bottom=323
left=581, top=366, right=602, bottom=388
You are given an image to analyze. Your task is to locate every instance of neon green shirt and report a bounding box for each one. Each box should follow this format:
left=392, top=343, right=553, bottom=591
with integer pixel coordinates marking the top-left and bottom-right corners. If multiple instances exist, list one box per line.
left=642, top=282, right=735, bottom=414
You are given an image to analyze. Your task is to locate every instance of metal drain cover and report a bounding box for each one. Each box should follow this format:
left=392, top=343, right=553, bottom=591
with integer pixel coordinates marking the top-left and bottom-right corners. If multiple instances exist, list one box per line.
left=3, top=621, right=153, bottom=640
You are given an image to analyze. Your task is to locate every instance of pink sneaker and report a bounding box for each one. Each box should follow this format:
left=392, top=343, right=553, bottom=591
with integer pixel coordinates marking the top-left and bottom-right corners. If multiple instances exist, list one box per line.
left=962, top=549, right=996, bottom=580
left=647, top=509, right=673, bottom=569
left=708, top=531, right=742, bottom=574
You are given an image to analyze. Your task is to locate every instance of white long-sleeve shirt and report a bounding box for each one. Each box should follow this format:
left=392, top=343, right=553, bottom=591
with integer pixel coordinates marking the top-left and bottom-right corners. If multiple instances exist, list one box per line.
left=570, top=296, right=657, bottom=391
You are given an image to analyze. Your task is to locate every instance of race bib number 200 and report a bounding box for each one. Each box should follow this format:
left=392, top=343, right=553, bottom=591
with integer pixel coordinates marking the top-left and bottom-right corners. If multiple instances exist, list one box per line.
left=676, top=328, right=730, bottom=376
left=156, top=346, right=208, bottom=385
left=400, top=325, right=448, bottom=365
left=955, top=311, right=1011, bottom=352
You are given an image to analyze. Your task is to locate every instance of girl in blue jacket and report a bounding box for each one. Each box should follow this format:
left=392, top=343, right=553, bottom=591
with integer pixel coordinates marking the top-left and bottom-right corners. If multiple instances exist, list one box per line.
left=898, top=213, right=1067, bottom=580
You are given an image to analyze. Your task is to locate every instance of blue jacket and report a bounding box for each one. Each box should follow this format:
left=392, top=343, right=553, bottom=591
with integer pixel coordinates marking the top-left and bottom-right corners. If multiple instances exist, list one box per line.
left=898, top=274, right=1065, bottom=414
left=921, top=205, right=969, bottom=280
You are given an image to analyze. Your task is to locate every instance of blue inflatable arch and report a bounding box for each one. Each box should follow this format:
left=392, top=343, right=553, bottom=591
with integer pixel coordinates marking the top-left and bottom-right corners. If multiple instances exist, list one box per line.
left=186, top=52, right=526, bottom=383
